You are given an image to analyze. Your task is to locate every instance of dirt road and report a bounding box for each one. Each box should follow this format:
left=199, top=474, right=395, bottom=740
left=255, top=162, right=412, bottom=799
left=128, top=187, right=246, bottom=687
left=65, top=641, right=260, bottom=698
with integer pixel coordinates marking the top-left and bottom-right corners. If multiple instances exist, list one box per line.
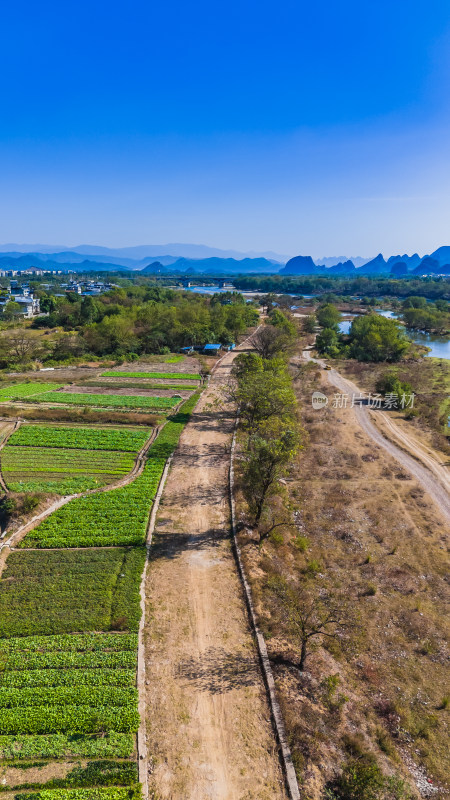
left=144, top=350, right=287, bottom=800
left=304, top=351, right=450, bottom=521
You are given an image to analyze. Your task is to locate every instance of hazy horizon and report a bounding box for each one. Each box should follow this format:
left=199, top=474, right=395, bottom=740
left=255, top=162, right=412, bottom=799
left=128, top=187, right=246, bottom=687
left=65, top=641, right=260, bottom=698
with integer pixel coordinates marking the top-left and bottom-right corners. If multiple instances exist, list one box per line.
left=0, top=241, right=441, bottom=263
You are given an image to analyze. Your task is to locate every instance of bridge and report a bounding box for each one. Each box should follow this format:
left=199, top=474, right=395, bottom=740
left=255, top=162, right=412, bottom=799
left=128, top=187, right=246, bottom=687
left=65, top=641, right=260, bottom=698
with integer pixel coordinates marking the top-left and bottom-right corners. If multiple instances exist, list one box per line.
left=182, top=278, right=236, bottom=289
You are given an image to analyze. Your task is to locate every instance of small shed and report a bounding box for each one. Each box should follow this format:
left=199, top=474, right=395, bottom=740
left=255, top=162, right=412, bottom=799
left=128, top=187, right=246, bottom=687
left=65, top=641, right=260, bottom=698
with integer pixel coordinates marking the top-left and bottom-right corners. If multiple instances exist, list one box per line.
left=203, top=344, right=221, bottom=355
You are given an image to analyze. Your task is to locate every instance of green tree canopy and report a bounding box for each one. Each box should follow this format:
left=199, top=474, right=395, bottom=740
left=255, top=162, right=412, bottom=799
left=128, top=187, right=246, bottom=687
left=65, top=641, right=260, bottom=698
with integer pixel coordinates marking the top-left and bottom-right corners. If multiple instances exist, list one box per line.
left=349, top=315, right=409, bottom=362
left=316, top=303, right=342, bottom=330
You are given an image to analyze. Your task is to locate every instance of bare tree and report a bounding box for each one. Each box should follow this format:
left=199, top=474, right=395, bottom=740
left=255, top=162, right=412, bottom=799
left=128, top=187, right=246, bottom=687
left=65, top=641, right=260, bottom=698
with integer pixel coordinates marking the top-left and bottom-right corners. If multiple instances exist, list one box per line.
left=0, top=331, right=43, bottom=363
left=271, top=578, right=356, bottom=671
left=251, top=325, right=286, bottom=359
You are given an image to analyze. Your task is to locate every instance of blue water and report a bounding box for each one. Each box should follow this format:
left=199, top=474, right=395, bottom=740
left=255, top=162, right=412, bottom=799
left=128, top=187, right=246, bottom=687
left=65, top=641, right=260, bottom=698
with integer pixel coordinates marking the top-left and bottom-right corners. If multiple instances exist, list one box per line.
left=338, top=312, right=449, bottom=359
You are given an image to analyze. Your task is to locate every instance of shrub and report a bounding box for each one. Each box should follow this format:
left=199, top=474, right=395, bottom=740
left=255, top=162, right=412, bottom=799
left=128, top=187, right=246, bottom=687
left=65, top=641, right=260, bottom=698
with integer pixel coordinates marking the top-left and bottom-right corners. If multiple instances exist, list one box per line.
left=332, top=756, right=413, bottom=800
left=293, top=535, right=309, bottom=552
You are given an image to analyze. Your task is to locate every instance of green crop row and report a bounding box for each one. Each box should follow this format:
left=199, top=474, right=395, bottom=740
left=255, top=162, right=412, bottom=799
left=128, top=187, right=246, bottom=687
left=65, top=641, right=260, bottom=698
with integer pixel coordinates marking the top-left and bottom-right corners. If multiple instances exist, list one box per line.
left=0, top=732, right=135, bottom=760
left=89, top=381, right=197, bottom=391
left=0, top=384, right=63, bottom=400
left=0, top=650, right=136, bottom=672
left=0, top=632, right=138, bottom=654
left=6, top=478, right=112, bottom=494
left=101, top=371, right=201, bottom=380
left=0, top=686, right=137, bottom=709
left=0, top=669, right=136, bottom=689
left=21, top=392, right=179, bottom=410
left=7, top=425, right=152, bottom=452
left=17, top=788, right=141, bottom=800
left=0, top=704, right=140, bottom=735
left=3, top=446, right=134, bottom=469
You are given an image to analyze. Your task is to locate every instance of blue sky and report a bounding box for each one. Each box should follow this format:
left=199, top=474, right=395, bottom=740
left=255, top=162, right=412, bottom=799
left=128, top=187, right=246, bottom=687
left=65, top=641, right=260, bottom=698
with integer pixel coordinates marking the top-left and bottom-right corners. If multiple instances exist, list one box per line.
left=1, top=0, right=450, bottom=257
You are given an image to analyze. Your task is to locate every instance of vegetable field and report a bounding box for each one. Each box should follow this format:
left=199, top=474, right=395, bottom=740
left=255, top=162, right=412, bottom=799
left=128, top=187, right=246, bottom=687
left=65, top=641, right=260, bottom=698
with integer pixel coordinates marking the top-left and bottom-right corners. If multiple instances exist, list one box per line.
left=1, top=424, right=153, bottom=494
left=19, top=455, right=166, bottom=547
left=0, top=548, right=146, bottom=637
left=0, top=391, right=201, bottom=795
left=0, top=383, right=64, bottom=400
left=19, top=396, right=200, bottom=547
left=0, top=733, right=134, bottom=760
left=8, top=425, right=152, bottom=451
left=18, top=392, right=180, bottom=410
left=101, top=371, right=201, bottom=381
left=16, top=788, right=142, bottom=800
left=2, top=445, right=136, bottom=494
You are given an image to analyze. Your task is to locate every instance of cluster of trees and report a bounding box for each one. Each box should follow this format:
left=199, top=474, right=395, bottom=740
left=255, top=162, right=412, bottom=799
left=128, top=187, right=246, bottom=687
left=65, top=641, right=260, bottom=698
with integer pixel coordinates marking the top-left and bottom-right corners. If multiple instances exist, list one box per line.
left=0, top=289, right=259, bottom=367
left=233, top=274, right=450, bottom=300
left=400, top=296, right=449, bottom=333
left=232, top=314, right=300, bottom=532
left=315, top=304, right=410, bottom=362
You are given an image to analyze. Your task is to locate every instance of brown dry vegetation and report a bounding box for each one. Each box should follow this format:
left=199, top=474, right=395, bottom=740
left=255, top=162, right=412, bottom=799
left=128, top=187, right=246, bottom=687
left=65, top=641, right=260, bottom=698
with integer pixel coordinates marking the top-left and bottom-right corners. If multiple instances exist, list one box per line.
left=0, top=404, right=159, bottom=426
left=235, top=360, right=449, bottom=800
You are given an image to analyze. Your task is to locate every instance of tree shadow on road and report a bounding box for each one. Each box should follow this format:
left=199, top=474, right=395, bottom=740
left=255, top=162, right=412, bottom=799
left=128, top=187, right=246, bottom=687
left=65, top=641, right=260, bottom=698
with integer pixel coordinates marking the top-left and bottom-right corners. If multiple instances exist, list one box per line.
left=176, top=647, right=260, bottom=694
left=150, top=526, right=230, bottom=561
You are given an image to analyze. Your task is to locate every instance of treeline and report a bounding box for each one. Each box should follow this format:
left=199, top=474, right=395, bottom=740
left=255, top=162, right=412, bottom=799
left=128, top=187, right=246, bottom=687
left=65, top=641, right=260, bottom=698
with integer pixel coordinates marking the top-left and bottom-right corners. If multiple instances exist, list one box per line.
left=400, top=296, right=449, bottom=333
left=0, top=288, right=258, bottom=367
left=232, top=311, right=300, bottom=534
left=233, top=274, right=450, bottom=300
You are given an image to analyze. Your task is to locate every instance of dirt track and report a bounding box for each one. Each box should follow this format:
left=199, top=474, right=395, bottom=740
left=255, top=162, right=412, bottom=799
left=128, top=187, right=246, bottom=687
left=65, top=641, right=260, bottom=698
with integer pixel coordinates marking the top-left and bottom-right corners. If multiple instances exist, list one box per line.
left=304, top=352, right=450, bottom=521
left=144, top=349, right=287, bottom=800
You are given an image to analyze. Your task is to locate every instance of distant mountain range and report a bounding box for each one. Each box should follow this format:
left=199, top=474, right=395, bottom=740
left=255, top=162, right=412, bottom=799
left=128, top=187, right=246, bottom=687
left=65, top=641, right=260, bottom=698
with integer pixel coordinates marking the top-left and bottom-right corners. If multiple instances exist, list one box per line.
left=281, top=248, right=450, bottom=277
left=0, top=243, right=289, bottom=267
left=0, top=243, right=450, bottom=278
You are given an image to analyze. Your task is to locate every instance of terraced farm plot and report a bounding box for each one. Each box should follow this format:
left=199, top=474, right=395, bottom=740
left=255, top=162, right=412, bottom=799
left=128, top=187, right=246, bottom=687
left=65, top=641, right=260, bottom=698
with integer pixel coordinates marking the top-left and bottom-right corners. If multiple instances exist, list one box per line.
left=20, top=454, right=166, bottom=548
left=0, top=548, right=146, bottom=637
left=2, top=446, right=136, bottom=494
left=24, top=392, right=179, bottom=411
left=0, top=393, right=201, bottom=794
left=8, top=425, right=152, bottom=452
left=0, top=383, right=64, bottom=401
left=20, top=398, right=200, bottom=548
left=101, top=370, right=201, bottom=381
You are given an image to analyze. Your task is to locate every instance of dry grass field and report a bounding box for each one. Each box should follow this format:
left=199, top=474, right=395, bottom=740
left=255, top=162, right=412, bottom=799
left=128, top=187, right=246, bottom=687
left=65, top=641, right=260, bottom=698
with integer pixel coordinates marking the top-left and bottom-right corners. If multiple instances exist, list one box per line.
left=236, top=359, right=449, bottom=799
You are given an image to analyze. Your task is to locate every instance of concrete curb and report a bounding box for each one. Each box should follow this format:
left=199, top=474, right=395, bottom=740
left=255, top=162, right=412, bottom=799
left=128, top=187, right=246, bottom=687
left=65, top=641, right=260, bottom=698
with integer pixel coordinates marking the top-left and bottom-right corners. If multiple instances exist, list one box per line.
left=229, top=415, right=301, bottom=800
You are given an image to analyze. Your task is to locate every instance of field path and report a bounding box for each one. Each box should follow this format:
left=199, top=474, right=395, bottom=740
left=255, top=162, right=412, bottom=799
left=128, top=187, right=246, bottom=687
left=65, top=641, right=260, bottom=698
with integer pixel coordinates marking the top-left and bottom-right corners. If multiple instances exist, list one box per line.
left=303, top=351, right=450, bottom=521
left=144, top=349, right=287, bottom=800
